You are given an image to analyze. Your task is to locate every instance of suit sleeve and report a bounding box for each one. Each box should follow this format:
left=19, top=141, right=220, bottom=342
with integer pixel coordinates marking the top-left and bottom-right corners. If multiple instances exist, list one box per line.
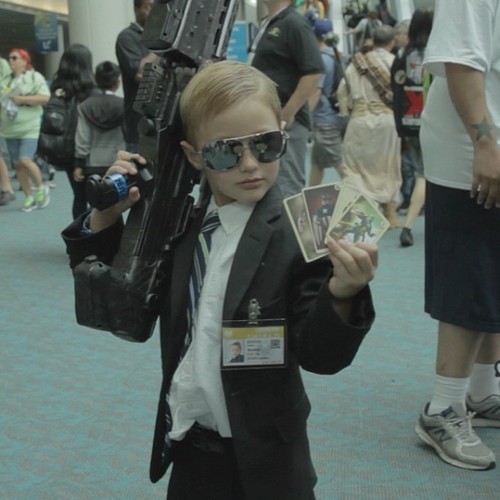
left=288, top=250, right=375, bottom=375
left=61, top=214, right=124, bottom=269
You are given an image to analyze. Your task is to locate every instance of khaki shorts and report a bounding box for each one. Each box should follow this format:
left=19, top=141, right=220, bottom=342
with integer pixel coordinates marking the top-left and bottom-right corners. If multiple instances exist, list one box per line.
left=311, top=118, right=348, bottom=170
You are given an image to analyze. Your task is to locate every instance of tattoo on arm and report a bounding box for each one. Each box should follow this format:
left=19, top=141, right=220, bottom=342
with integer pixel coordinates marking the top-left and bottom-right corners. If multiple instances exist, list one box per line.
left=471, top=118, right=494, bottom=141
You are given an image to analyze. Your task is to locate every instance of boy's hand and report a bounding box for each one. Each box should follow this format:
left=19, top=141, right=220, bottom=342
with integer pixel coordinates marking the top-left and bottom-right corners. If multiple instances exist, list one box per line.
left=326, top=239, right=378, bottom=300
left=88, top=151, right=146, bottom=233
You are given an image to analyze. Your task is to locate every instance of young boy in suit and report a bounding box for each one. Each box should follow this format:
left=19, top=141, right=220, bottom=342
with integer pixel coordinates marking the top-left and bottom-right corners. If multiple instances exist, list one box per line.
left=62, top=61, right=378, bottom=500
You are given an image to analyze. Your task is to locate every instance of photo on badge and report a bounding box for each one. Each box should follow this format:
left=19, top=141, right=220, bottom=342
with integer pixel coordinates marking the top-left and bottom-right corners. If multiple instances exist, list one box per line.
left=284, top=193, right=329, bottom=262
left=302, top=182, right=341, bottom=252
left=327, top=194, right=390, bottom=244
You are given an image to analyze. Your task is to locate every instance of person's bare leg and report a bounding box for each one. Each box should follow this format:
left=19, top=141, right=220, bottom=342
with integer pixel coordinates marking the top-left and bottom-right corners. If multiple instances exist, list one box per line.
left=17, top=158, right=42, bottom=196
left=308, top=163, right=324, bottom=187
left=0, top=157, right=14, bottom=192
left=436, top=322, right=485, bottom=377
left=403, top=177, right=425, bottom=229
left=475, top=333, right=500, bottom=365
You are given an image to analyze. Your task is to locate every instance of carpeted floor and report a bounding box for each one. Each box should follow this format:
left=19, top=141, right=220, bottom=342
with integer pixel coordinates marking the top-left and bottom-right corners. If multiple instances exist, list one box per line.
left=1, top=171, right=498, bottom=499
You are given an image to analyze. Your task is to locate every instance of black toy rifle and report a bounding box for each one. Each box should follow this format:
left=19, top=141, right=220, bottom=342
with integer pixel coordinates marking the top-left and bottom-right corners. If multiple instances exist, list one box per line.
left=72, top=0, right=239, bottom=342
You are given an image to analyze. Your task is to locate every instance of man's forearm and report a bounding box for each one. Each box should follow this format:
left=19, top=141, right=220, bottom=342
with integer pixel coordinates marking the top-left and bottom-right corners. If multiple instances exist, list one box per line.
left=445, top=63, right=496, bottom=146
left=282, top=73, right=322, bottom=121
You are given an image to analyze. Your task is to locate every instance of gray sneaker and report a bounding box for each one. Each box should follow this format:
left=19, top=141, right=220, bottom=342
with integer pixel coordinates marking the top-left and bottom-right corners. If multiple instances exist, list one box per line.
left=466, top=394, right=500, bottom=428
left=0, top=190, right=15, bottom=206
left=415, top=404, right=496, bottom=470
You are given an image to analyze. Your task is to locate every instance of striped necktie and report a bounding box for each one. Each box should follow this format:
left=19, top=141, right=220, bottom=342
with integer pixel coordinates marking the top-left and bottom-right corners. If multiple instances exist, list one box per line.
left=184, top=211, right=221, bottom=350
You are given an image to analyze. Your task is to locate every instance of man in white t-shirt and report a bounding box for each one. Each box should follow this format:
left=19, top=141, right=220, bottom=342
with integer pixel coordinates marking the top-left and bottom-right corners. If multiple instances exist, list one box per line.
left=416, top=0, right=500, bottom=471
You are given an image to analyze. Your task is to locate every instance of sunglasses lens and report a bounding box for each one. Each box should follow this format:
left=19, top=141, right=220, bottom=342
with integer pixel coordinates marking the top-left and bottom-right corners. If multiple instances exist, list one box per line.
left=202, top=140, right=240, bottom=171
left=250, top=131, right=286, bottom=163
left=201, top=131, right=286, bottom=171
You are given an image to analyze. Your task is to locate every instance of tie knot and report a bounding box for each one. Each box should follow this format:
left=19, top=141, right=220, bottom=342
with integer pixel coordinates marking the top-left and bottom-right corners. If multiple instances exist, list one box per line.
left=201, top=211, right=220, bottom=234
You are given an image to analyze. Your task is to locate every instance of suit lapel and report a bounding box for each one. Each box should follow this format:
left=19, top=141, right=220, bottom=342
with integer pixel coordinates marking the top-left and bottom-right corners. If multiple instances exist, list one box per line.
left=223, top=185, right=283, bottom=319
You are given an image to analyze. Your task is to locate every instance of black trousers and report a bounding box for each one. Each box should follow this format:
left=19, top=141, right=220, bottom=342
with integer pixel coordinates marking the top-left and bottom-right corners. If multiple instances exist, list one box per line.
left=167, top=425, right=246, bottom=500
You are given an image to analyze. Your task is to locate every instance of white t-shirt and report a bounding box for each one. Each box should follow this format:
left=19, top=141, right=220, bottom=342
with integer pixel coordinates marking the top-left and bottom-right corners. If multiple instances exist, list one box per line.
left=420, top=0, right=500, bottom=189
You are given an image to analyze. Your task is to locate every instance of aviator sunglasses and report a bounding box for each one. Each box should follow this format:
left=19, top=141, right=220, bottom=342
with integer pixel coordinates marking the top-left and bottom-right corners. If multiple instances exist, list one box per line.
left=198, top=130, right=288, bottom=172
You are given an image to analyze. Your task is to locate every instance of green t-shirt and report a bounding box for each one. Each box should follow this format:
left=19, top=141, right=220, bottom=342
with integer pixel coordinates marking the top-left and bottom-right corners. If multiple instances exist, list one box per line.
left=0, top=69, right=49, bottom=139
left=0, top=58, right=10, bottom=79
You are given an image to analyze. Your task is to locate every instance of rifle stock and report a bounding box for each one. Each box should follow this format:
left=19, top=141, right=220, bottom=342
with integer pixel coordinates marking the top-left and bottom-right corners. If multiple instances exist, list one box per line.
left=73, top=0, right=239, bottom=342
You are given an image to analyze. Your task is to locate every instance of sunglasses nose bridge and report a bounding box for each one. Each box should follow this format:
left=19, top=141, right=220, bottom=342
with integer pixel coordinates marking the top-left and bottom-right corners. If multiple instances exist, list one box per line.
left=236, top=142, right=259, bottom=170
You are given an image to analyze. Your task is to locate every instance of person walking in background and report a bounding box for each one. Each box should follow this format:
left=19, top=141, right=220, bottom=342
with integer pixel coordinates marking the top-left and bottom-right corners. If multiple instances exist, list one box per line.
left=49, top=43, right=96, bottom=219
left=0, top=48, right=50, bottom=212
left=62, top=60, right=377, bottom=499
left=251, top=0, right=324, bottom=198
left=298, top=0, right=325, bottom=19
left=415, top=0, right=500, bottom=471
left=0, top=55, right=16, bottom=207
left=308, top=18, right=348, bottom=186
left=337, top=26, right=402, bottom=228
left=391, top=18, right=413, bottom=211
left=0, top=142, right=15, bottom=206
left=348, top=10, right=382, bottom=53
left=73, top=61, right=125, bottom=190
left=393, top=18, right=410, bottom=58
left=115, top=0, right=160, bottom=153
left=391, top=9, right=433, bottom=247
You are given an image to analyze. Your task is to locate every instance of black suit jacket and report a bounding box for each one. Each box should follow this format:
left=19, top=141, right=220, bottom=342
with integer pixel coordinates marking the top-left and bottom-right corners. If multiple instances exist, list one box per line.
left=62, top=184, right=375, bottom=499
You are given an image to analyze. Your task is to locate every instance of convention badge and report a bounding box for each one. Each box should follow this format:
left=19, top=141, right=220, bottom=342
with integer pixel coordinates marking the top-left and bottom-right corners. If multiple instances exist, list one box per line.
left=283, top=193, right=328, bottom=263
left=327, top=194, right=390, bottom=245
left=302, top=183, right=341, bottom=252
left=221, top=300, right=287, bottom=370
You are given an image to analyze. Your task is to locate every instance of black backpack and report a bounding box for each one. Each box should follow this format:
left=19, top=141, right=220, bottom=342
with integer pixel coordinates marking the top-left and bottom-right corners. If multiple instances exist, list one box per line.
left=37, top=90, right=78, bottom=169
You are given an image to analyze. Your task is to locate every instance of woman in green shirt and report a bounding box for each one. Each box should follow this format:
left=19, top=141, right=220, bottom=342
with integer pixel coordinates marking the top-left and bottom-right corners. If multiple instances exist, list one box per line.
left=0, top=48, right=50, bottom=211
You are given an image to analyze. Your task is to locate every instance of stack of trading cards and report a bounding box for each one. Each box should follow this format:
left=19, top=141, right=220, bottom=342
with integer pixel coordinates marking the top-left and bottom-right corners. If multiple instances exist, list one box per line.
left=284, top=183, right=390, bottom=262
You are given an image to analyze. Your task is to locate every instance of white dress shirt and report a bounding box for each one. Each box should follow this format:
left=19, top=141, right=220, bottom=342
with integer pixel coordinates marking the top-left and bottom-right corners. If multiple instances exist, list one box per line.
left=168, top=199, right=255, bottom=439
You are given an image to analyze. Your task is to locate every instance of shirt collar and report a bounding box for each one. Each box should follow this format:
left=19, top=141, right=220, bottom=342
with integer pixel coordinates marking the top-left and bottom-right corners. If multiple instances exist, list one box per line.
left=131, top=21, right=144, bottom=33
left=206, top=198, right=255, bottom=235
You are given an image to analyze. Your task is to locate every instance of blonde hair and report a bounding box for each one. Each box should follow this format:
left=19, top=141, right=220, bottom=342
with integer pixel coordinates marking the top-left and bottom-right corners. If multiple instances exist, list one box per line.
left=180, top=61, right=281, bottom=145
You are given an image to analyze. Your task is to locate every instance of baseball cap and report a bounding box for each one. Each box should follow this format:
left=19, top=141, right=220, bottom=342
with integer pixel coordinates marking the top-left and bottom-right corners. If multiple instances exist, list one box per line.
left=313, top=18, right=333, bottom=38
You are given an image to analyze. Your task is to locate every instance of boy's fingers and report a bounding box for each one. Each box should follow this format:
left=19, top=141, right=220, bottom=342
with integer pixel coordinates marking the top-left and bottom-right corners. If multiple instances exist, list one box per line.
left=328, top=239, right=377, bottom=277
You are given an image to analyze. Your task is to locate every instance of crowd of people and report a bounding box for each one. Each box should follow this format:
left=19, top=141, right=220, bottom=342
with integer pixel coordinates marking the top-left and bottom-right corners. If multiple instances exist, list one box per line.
left=0, top=44, right=125, bottom=217
left=2, top=0, right=500, bottom=497
left=0, top=0, right=156, bottom=218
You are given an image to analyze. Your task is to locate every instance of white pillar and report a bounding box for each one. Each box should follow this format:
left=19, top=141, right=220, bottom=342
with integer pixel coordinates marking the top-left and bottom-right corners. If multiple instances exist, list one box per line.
left=66, top=0, right=133, bottom=68
left=44, top=23, right=65, bottom=80
left=394, top=0, right=415, bottom=21
left=330, top=1, right=346, bottom=53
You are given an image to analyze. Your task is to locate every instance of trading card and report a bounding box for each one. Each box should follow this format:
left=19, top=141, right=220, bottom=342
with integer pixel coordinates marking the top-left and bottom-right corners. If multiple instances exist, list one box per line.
left=302, top=182, right=341, bottom=252
left=283, top=193, right=328, bottom=262
left=327, top=194, right=390, bottom=244
left=328, top=185, right=363, bottom=230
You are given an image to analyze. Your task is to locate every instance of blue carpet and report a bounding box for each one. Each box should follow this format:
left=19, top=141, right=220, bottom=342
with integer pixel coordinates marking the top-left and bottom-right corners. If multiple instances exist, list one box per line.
left=1, top=172, right=498, bottom=499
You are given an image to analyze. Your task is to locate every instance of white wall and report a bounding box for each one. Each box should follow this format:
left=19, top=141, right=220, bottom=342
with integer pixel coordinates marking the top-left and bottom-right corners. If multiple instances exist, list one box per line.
left=67, top=0, right=133, bottom=69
